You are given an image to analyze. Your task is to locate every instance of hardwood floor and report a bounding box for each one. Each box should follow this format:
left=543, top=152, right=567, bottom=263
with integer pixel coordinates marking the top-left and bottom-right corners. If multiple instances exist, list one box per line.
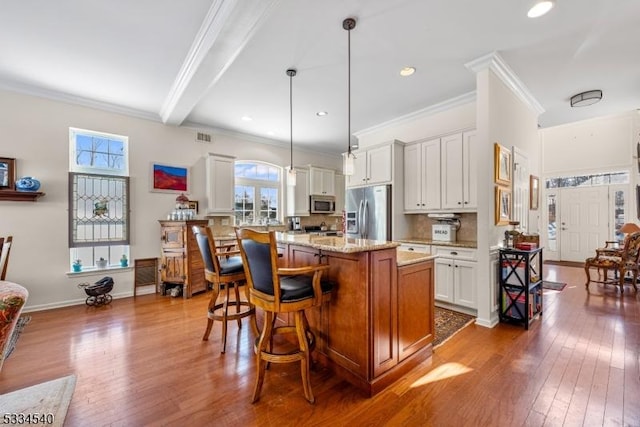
left=1, top=264, right=639, bottom=426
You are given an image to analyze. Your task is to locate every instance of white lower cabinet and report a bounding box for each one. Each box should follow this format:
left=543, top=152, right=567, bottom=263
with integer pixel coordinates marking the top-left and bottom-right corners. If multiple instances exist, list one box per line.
left=434, top=247, right=477, bottom=309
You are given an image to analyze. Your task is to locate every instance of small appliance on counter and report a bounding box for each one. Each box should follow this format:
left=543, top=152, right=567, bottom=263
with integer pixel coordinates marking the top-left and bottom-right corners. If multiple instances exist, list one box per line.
left=429, top=213, right=461, bottom=242
left=288, top=216, right=302, bottom=232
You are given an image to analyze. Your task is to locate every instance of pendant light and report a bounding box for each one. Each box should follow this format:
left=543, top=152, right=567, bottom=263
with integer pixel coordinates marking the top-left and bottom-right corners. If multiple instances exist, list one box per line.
left=286, top=68, right=297, bottom=186
left=343, top=17, right=356, bottom=176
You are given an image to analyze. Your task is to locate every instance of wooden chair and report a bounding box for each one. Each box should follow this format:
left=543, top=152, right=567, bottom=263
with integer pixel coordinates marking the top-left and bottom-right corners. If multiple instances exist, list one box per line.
left=235, top=228, right=333, bottom=404
left=192, top=226, right=257, bottom=353
left=0, top=236, right=13, bottom=280
left=585, top=231, right=640, bottom=293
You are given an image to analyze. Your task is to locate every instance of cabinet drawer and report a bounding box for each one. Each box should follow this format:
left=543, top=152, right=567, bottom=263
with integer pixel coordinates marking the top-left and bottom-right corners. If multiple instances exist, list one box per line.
left=433, top=246, right=476, bottom=260
left=399, top=243, right=431, bottom=253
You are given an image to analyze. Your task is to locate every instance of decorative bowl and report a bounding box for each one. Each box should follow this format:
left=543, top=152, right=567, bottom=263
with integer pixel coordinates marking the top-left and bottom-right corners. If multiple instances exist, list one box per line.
left=15, top=176, right=41, bottom=192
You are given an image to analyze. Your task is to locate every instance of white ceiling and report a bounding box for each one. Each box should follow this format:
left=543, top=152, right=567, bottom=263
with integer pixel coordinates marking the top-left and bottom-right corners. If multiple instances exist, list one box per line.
left=2, top=0, right=639, bottom=155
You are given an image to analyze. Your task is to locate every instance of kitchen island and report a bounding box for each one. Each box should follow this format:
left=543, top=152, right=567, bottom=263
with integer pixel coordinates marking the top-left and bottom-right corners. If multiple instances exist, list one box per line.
left=275, top=233, right=435, bottom=396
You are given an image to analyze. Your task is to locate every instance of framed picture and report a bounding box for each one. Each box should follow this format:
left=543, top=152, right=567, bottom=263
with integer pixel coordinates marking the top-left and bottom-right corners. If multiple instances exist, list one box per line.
left=0, top=157, right=16, bottom=190
left=188, top=200, right=199, bottom=214
left=495, top=186, right=512, bottom=225
left=529, top=175, right=540, bottom=210
left=636, top=142, right=640, bottom=174
left=494, top=143, right=512, bottom=186
left=150, top=162, right=189, bottom=193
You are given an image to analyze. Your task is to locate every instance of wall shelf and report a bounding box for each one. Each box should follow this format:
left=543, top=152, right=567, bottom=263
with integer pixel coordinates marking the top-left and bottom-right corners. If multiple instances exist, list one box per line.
left=0, top=190, right=45, bottom=201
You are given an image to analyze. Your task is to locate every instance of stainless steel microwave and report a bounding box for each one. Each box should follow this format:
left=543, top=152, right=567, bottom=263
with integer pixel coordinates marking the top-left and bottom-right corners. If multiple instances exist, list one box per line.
left=310, top=195, right=336, bottom=214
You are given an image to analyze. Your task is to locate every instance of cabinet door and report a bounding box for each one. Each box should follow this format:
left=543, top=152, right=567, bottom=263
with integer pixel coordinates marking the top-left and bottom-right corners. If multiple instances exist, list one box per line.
left=206, top=154, right=235, bottom=214
left=462, top=131, right=477, bottom=208
left=434, top=258, right=454, bottom=303
left=398, top=261, right=434, bottom=361
left=347, top=151, right=368, bottom=187
left=286, top=168, right=310, bottom=216
left=422, top=139, right=441, bottom=210
left=453, top=260, right=477, bottom=309
left=333, top=173, right=345, bottom=216
left=367, top=145, right=392, bottom=185
left=161, top=225, right=185, bottom=249
left=403, top=143, right=422, bottom=212
left=310, top=168, right=335, bottom=196
left=161, top=251, right=185, bottom=283
left=440, top=133, right=464, bottom=209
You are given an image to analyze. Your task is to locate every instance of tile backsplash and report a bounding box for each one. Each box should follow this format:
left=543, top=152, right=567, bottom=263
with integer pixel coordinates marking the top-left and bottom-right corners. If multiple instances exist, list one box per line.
left=407, top=213, right=477, bottom=242
left=206, top=214, right=342, bottom=236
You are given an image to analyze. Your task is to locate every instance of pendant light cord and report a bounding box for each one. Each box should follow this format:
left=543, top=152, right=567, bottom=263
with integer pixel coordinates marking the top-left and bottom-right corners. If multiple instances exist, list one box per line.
left=286, top=69, right=296, bottom=170
left=347, top=23, right=351, bottom=156
left=343, top=18, right=356, bottom=157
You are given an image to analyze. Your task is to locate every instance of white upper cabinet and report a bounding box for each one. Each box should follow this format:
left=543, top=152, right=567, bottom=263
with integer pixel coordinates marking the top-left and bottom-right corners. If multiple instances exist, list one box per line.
left=286, top=167, right=310, bottom=216
left=332, top=173, right=345, bottom=216
left=309, top=167, right=335, bottom=196
left=441, top=131, right=477, bottom=210
left=347, top=144, right=393, bottom=188
left=206, top=153, right=235, bottom=215
left=404, top=138, right=441, bottom=212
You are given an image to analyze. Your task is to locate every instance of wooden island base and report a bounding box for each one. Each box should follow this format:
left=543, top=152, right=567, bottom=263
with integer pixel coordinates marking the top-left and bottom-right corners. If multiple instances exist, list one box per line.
left=276, top=233, right=436, bottom=397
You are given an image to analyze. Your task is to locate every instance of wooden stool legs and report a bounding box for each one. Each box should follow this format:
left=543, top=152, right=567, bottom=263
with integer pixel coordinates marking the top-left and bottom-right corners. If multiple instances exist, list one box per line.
left=202, top=281, right=257, bottom=353
left=252, top=309, right=316, bottom=404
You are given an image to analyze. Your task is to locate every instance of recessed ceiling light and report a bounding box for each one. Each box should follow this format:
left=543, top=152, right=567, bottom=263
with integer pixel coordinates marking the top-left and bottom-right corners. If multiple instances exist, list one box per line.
left=241, top=116, right=253, bottom=121
left=267, top=131, right=275, bottom=136
left=527, top=0, right=555, bottom=18
left=400, top=67, right=416, bottom=77
left=316, top=111, right=328, bottom=117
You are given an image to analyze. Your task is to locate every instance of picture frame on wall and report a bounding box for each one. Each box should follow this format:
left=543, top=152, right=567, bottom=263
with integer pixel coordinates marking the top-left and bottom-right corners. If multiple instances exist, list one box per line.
left=188, top=200, right=199, bottom=214
left=495, top=185, right=511, bottom=225
left=0, top=157, right=16, bottom=190
left=494, top=143, right=512, bottom=186
left=150, top=162, right=189, bottom=193
left=529, top=175, right=540, bottom=210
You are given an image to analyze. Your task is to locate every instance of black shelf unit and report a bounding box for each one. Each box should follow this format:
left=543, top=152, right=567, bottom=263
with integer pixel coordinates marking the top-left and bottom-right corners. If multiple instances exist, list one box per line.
left=498, top=247, right=543, bottom=330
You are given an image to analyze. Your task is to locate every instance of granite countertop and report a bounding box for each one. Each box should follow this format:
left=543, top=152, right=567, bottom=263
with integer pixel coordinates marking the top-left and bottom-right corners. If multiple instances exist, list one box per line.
left=275, top=232, right=400, bottom=254
left=397, top=237, right=477, bottom=249
left=396, top=249, right=436, bottom=266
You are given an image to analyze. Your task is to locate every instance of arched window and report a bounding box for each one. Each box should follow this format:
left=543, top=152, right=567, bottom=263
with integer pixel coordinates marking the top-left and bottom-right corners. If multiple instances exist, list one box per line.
left=234, top=161, right=282, bottom=225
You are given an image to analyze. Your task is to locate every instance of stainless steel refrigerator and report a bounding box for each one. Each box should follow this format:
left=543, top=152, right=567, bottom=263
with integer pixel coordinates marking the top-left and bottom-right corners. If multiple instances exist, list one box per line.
left=345, top=185, right=392, bottom=240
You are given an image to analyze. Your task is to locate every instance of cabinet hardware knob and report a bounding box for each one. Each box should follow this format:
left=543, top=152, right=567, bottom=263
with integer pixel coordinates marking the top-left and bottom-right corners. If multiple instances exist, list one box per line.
left=408, top=248, right=414, bottom=251
left=451, top=251, right=458, bottom=255
left=464, top=201, right=468, bottom=204
left=457, top=201, right=462, bottom=204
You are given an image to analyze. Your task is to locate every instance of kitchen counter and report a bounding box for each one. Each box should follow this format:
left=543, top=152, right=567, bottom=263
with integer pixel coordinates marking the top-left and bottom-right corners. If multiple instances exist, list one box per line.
left=276, top=232, right=400, bottom=254
left=397, top=237, right=477, bottom=249
left=396, top=248, right=436, bottom=266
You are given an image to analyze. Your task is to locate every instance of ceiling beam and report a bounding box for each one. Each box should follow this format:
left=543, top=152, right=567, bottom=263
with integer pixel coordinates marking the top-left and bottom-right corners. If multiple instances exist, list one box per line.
left=160, top=0, right=281, bottom=126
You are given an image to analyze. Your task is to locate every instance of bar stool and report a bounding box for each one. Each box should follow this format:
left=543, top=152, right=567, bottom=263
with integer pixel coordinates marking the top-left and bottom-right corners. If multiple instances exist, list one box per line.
left=192, top=226, right=258, bottom=353
left=235, top=228, right=333, bottom=403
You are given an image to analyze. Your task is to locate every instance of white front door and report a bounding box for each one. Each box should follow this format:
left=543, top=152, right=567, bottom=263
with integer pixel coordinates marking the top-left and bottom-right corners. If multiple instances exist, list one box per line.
left=559, top=186, right=609, bottom=262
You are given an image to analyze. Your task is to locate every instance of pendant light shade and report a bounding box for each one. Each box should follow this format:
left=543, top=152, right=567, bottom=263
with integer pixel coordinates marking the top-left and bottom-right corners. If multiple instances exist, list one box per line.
left=343, top=17, right=357, bottom=176
left=287, top=68, right=297, bottom=187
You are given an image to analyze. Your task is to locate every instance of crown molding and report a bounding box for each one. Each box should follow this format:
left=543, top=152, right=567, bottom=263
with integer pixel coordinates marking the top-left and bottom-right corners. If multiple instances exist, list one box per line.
left=0, top=79, right=161, bottom=122
left=465, top=51, right=545, bottom=115
left=354, top=91, right=476, bottom=139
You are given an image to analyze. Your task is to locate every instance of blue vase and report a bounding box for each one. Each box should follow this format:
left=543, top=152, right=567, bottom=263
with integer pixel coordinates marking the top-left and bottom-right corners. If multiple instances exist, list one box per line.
left=15, top=176, right=41, bottom=192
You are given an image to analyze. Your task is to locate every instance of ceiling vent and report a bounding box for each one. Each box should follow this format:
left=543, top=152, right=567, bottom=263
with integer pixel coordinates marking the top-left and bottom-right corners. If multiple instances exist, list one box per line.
left=196, top=132, right=212, bottom=143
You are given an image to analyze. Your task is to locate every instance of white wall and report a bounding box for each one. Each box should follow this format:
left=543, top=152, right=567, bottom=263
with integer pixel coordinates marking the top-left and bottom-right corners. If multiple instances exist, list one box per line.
left=540, top=112, right=636, bottom=176
left=0, top=90, right=340, bottom=310
left=474, top=68, right=541, bottom=328
left=355, top=102, right=476, bottom=147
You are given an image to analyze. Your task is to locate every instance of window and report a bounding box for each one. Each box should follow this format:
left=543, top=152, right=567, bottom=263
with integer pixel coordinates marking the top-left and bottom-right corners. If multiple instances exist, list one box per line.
left=234, top=161, right=281, bottom=225
left=69, top=128, right=129, bottom=271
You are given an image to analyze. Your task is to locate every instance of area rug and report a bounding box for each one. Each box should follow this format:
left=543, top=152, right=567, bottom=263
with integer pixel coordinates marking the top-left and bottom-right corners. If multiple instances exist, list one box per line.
left=4, top=315, right=31, bottom=359
left=434, top=307, right=475, bottom=348
left=0, top=374, right=76, bottom=427
left=542, top=281, right=567, bottom=291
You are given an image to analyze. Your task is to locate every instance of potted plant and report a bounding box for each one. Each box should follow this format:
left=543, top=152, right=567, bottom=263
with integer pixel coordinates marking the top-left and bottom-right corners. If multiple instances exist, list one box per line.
left=96, top=257, right=108, bottom=269
left=120, top=254, right=128, bottom=267
left=72, top=259, right=82, bottom=272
